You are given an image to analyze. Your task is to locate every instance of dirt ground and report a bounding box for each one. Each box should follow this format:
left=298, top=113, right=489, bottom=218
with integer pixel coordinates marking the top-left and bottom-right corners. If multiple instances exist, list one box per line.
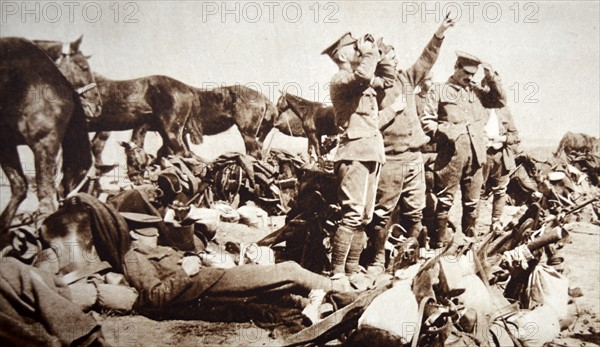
left=92, top=202, right=599, bottom=347
left=1, top=134, right=599, bottom=346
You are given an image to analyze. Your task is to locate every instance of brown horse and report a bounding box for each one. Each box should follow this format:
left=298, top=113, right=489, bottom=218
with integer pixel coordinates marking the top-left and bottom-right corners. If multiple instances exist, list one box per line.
left=190, top=85, right=277, bottom=159
left=0, top=37, right=96, bottom=242
left=33, top=36, right=103, bottom=119
left=34, top=41, right=202, bottom=167
left=92, top=84, right=276, bottom=164
left=274, top=108, right=306, bottom=137
left=275, top=91, right=337, bottom=157
left=87, top=74, right=203, bottom=165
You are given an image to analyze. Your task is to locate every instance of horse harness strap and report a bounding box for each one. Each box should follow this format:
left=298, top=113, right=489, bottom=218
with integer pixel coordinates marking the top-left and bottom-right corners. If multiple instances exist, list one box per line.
left=253, top=101, right=268, bottom=138
left=77, top=83, right=98, bottom=96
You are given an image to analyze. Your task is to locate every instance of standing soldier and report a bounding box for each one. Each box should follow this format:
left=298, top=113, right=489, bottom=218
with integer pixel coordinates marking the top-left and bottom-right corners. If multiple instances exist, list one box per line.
left=415, top=71, right=439, bottom=246
left=482, top=105, right=521, bottom=231
left=422, top=52, right=507, bottom=248
left=321, top=33, right=405, bottom=284
left=362, top=17, right=455, bottom=275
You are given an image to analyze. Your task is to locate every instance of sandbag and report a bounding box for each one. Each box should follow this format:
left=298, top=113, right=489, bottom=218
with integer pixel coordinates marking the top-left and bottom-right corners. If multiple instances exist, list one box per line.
left=211, top=201, right=240, bottom=223
left=526, top=264, right=570, bottom=320
left=491, top=305, right=560, bottom=347
left=438, top=250, right=498, bottom=317
left=187, top=206, right=221, bottom=241
left=237, top=204, right=268, bottom=229
left=358, top=282, right=419, bottom=344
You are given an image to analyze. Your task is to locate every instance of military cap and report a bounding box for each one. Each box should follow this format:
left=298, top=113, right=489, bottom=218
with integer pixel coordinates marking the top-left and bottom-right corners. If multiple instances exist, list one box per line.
left=131, top=227, right=160, bottom=237
left=321, top=32, right=357, bottom=58
left=120, top=212, right=163, bottom=224
left=120, top=211, right=162, bottom=235
left=455, top=51, right=481, bottom=74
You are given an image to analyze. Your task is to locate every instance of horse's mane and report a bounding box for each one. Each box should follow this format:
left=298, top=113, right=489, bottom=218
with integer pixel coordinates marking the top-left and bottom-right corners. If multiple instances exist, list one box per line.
left=32, top=40, right=63, bottom=60
left=285, top=92, right=325, bottom=108
left=223, top=85, right=268, bottom=104
left=92, top=72, right=108, bottom=82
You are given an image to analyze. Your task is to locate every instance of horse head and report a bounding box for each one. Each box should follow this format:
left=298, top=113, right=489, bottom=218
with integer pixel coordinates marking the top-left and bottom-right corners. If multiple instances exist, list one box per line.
left=276, top=90, right=290, bottom=115
left=35, top=36, right=103, bottom=119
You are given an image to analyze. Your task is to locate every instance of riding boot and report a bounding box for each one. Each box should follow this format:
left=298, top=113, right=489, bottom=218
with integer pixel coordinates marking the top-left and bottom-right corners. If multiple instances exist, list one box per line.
left=404, top=220, right=422, bottom=240
left=462, top=214, right=478, bottom=237
left=365, top=223, right=387, bottom=275
left=345, top=229, right=366, bottom=276
left=433, top=215, right=450, bottom=249
left=491, top=192, right=507, bottom=226
left=330, top=226, right=354, bottom=275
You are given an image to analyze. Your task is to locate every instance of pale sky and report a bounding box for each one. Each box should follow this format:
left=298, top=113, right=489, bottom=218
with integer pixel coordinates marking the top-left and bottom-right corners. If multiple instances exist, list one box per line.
left=2, top=0, right=599, bottom=147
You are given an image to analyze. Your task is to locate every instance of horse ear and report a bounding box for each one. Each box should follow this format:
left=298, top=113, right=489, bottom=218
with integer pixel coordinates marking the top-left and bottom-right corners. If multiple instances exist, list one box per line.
left=71, top=35, right=83, bottom=52
left=85, top=55, right=92, bottom=60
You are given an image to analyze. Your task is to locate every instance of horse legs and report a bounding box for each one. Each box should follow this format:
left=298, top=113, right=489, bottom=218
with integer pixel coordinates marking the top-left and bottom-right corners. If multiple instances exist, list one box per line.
left=241, top=131, right=262, bottom=160
left=30, top=137, right=60, bottom=220
left=158, top=121, right=188, bottom=158
left=306, top=131, right=321, bottom=158
left=0, top=145, right=28, bottom=239
left=91, top=131, right=111, bottom=167
left=131, top=124, right=149, bottom=149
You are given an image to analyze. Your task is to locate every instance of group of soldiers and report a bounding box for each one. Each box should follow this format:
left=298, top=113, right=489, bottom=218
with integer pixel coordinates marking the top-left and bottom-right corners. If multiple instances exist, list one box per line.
left=321, top=18, right=520, bottom=286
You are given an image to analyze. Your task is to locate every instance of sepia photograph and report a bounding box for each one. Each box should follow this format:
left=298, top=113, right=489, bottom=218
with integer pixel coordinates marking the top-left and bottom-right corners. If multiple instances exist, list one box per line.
left=1, top=1, right=599, bottom=346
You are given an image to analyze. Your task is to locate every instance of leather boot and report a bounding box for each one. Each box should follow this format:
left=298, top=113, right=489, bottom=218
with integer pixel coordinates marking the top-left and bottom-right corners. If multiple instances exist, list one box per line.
left=330, top=226, right=354, bottom=275
left=345, top=229, right=366, bottom=275
left=406, top=221, right=423, bottom=243
left=433, top=215, right=450, bottom=249
left=462, top=214, right=478, bottom=237
left=365, top=224, right=387, bottom=275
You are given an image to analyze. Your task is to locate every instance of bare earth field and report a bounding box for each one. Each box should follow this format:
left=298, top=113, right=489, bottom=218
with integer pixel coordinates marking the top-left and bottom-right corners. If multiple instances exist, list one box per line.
left=1, top=131, right=599, bottom=346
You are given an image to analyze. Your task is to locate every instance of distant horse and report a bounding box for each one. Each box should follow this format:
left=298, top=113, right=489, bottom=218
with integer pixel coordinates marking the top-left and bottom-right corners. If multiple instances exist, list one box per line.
left=274, top=108, right=306, bottom=137
left=93, top=84, right=277, bottom=164
left=87, top=74, right=204, bottom=166
left=554, top=132, right=600, bottom=186
left=275, top=91, right=337, bottom=157
left=0, top=37, right=96, bottom=241
left=190, top=85, right=277, bottom=159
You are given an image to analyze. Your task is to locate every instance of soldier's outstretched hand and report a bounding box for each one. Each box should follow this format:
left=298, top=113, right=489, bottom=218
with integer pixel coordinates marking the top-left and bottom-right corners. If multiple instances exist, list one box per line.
left=435, top=14, right=456, bottom=38
left=482, top=62, right=496, bottom=78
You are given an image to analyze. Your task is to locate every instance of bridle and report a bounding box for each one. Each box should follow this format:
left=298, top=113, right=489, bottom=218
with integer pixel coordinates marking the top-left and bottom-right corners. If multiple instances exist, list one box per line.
left=54, top=42, right=99, bottom=97
left=278, top=93, right=304, bottom=119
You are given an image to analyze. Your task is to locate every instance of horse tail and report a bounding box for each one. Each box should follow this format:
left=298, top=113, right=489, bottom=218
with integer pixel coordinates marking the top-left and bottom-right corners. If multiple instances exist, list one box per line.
left=61, top=92, right=92, bottom=194
left=185, top=89, right=204, bottom=145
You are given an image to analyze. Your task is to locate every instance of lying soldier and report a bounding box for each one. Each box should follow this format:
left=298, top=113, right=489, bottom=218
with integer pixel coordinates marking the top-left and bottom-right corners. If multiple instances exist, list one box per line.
left=122, top=224, right=354, bottom=311
left=0, top=256, right=107, bottom=346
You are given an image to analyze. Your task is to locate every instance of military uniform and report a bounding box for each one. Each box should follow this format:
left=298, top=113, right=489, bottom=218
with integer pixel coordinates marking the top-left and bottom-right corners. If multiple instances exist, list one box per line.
left=422, top=52, right=506, bottom=242
left=363, top=34, right=444, bottom=272
left=323, top=33, right=400, bottom=276
left=482, top=106, right=520, bottom=227
left=124, top=243, right=342, bottom=310
left=416, top=89, right=439, bottom=244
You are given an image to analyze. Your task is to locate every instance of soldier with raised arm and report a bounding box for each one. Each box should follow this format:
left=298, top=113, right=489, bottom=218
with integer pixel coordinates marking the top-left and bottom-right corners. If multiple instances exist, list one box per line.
left=422, top=52, right=506, bottom=247
left=362, top=17, right=455, bottom=275
left=322, top=33, right=405, bottom=285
